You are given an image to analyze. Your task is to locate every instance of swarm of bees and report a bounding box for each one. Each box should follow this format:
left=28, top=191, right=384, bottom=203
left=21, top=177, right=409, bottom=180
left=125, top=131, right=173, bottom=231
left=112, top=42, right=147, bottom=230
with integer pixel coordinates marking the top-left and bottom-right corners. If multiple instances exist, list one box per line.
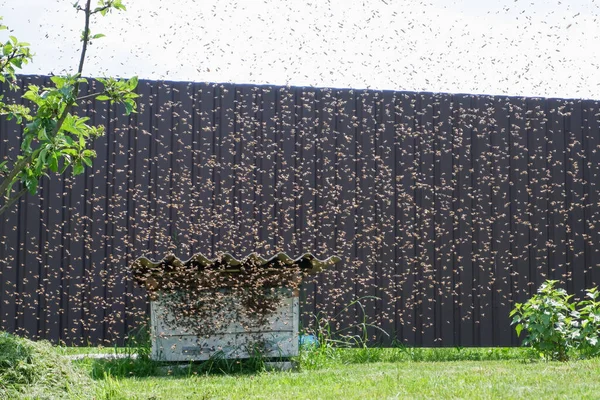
left=0, top=0, right=598, bottom=347
left=1, top=75, right=598, bottom=347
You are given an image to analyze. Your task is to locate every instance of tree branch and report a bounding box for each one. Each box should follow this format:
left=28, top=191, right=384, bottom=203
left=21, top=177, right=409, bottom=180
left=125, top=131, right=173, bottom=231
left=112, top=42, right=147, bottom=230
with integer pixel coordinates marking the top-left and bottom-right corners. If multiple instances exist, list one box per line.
left=48, top=0, right=92, bottom=149
left=0, top=156, right=31, bottom=198
left=0, top=51, right=27, bottom=71
left=76, top=4, right=111, bottom=14
left=0, top=0, right=92, bottom=206
left=91, top=5, right=112, bottom=15
left=76, top=90, right=107, bottom=102
left=0, top=187, right=26, bottom=217
left=78, top=0, right=92, bottom=76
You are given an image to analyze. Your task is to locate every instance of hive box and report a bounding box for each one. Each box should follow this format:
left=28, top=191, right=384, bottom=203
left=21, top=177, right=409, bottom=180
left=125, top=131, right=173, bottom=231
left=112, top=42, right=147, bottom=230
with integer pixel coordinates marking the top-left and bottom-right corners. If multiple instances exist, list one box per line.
left=134, top=252, right=341, bottom=361
left=150, top=290, right=299, bottom=361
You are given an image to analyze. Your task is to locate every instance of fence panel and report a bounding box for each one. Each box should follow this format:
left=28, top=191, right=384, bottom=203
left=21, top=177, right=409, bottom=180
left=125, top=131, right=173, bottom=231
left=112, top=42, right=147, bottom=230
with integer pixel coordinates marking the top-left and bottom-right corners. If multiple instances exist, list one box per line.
left=1, top=76, right=600, bottom=346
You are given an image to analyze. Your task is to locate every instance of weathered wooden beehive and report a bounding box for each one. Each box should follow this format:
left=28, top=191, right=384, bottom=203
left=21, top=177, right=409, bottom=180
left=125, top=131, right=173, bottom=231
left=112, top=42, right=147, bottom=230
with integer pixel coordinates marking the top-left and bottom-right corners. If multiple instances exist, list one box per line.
left=133, top=252, right=340, bottom=362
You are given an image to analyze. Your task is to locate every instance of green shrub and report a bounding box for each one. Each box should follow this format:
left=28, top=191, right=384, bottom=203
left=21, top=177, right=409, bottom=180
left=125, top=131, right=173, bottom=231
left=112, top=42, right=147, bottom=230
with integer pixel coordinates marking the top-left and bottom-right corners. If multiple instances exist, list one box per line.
left=510, top=280, right=600, bottom=361
left=574, top=287, right=600, bottom=358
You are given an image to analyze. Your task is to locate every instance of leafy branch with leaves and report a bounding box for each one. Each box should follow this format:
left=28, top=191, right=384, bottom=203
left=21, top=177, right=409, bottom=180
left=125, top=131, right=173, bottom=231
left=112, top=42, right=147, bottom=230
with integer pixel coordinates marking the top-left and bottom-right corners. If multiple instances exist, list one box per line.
left=0, top=0, right=138, bottom=217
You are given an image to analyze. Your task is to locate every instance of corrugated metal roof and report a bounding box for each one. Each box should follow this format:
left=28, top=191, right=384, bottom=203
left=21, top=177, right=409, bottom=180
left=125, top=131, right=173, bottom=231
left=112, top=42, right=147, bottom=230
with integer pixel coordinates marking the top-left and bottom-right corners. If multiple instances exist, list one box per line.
left=132, top=252, right=341, bottom=288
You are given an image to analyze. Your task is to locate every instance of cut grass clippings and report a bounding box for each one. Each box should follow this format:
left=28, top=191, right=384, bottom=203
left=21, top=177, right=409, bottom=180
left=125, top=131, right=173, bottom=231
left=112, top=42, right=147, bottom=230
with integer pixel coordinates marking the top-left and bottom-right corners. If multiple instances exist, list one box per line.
left=0, top=333, right=94, bottom=400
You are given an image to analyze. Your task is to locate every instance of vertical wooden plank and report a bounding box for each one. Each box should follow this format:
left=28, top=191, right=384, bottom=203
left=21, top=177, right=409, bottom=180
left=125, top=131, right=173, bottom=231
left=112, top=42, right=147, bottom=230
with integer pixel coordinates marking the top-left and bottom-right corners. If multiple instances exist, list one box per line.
left=89, top=79, right=110, bottom=344
left=436, top=93, right=455, bottom=346
left=584, top=101, right=600, bottom=287
left=547, top=99, right=568, bottom=286
left=416, top=93, right=436, bottom=346
left=509, top=96, right=530, bottom=341
left=44, top=128, right=67, bottom=343
left=0, top=78, right=22, bottom=335
left=67, top=180, right=84, bottom=346
left=186, top=82, right=200, bottom=255
left=215, top=85, right=236, bottom=253
left=582, top=102, right=593, bottom=290
left=99, top=88, right=115, bottom=343
left=171, top=81, right=194, bottom=258
left=355, top=89, right=377, bottom=341
left=259, top=86, right=277, bottom=255
left=398, top=92, right=417, bottom=345
left=237, top=86, right=258, bottom=255
left=132, top=79, right=155, bottom=336
left=12, top=79, right=27, bottom=338
left=64, top=79, right=89, bottom=344
left=80, top=79, right=99, bottom=344
left=35, top=74, right=62, bottom=343
left=527, top=97, right=549, bottom=291
left=472, top=95, right=494, bottom=346
left=123, top=79, right=152, bottom=342
left=108, top=92, right=133, bottom=343
left=491, top=96, right=513, bottom=346
left=315, top=88, right=338, bottom=323
left=130, top=79, right=152, bottom=256
left=81, top=82, right=95, bottom=344
left=377, top=90, right=397, bottom=343
left=335, top=89, right=358, bottom=332
left=197, top=83, right=216, bottom=256
left=298, top=88, right=317, bottom=321
left=16, top=76, right=40, bottom=339
left=102, top=87, right=119, bottom=344
left=455, top=94, right=474, bottom=347
left=566, top=100, right=586, bottom=298
left=276, top=86, right=295, bottom=257
left=153, top=82, right=173, bottom=257
left=450, top=95, right=463, bottom=345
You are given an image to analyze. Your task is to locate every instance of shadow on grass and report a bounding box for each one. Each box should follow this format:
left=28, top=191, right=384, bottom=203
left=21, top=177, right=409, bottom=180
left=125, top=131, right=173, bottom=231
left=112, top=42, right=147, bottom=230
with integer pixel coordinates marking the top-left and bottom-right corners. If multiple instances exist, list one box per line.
left=78, top=345, right=540, bottom=380
left=79, top=354, right=282, bottom=379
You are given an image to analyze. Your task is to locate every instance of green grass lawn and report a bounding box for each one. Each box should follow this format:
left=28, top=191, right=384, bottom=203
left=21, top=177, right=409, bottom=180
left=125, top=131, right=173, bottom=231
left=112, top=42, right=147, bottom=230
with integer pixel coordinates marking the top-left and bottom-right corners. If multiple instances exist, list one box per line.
left=95, top=359, right=600, bottom=400
left=4, top=335, right=600, bottom=400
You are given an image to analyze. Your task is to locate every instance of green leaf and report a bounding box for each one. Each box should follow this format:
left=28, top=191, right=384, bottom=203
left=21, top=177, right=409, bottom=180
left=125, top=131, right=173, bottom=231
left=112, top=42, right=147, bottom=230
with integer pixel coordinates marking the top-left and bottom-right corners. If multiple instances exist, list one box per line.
left=73, top=163, right=85, bottom=175
left=37, top=127, right=49, bottom=141
left=127, top=76, right=139, bottom=90
left=515, top=324, right=523, bottom=337
left=123, top=99, right=134, bottom=115
left=95, top=94, right=110, bottom=101
left=113, top=0, right=127, bottom=11
left=21, top=135, right=33, bottom=151
left=50, top=76, right=67, bottom=87
left=91, top=33, right=106, bottom=39
left=49, top=153, right=59, bottom=173
left=9, top=57, right=22, bottom=68
left=25, top=176, right=38, bottom=195
left=3, top=43, right=12, bottom=56
left=23, top=88, right=40, bottom=103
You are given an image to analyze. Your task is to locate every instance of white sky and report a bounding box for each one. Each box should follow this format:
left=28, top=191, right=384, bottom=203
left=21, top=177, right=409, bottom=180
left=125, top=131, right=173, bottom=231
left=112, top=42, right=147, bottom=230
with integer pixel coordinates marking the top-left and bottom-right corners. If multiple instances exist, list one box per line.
left=1, top=0, right=599, bottom=99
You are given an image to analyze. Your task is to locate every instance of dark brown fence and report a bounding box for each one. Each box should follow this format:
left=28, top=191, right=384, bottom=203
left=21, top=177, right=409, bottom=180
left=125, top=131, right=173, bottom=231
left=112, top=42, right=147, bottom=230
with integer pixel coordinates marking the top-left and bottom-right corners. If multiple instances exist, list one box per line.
left=1, top=75, right=600, bottom=346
